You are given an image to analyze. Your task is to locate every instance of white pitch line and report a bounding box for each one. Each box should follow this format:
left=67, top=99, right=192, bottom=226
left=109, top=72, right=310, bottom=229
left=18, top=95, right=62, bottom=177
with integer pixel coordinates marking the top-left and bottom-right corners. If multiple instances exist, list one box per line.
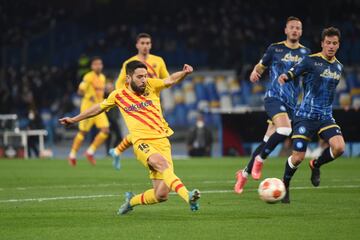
left=2, top=178, right=360, bottom=192
left=0, top=185, right=359, bottom=204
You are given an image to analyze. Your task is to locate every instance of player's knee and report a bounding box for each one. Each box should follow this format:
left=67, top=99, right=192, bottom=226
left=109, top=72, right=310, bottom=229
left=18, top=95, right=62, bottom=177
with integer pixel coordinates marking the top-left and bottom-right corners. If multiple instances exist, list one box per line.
left=276, top=127, right=292, bottom=136
left=331, top=143, right=345, bottom=158
left=292, top=153, right=304, bottom=165
left=79, top=131, right=88, bottom=136
left=101, top=128, right=110, bottom=134
left=155, top=192, right=169, bottom=202
left=148, top=155, right=169, bottom=172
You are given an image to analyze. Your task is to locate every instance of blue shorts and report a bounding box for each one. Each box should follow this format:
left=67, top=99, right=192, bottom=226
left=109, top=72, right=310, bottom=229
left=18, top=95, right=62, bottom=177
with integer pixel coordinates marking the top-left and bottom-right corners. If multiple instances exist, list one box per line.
left=264, top=97, right=294, bottom=123
left=292, top=116, right=342, bottom=152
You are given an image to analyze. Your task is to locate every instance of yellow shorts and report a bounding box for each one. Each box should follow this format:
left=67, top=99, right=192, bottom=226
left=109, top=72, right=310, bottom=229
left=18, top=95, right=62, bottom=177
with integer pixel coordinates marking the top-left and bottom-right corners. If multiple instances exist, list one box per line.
left=79, top=112, right=109, bottom=131
left=133, top=137, right=173, bottom=180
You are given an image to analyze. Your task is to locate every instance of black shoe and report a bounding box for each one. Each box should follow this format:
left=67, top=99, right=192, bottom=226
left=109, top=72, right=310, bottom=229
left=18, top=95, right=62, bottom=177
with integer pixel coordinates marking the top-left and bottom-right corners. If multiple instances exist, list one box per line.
left=310, top=160, right=320, bottom=187
left=281, top=187, right=290, bottom=204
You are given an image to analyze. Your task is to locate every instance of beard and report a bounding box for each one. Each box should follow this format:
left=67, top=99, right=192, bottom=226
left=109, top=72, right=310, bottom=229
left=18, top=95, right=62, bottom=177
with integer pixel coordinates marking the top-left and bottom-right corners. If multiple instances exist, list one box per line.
left=130, top=80, right=146, bottom=95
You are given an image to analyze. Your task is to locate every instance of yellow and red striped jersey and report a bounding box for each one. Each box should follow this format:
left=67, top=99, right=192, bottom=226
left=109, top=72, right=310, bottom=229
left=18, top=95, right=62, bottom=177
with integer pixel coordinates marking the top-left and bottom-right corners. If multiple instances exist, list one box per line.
left=101, top=78, right=173, bottom=143
left=115, top=54, right=169, bottom=89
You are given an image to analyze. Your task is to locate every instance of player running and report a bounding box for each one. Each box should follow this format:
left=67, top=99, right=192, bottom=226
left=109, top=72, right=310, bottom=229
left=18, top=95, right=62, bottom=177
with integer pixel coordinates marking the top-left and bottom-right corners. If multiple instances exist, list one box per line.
left=234, top=17, right=310, bottom=193
left=278, top=27, right=345, bottom=203
left=68, top=57, right=109, bottom=166
left=109, top=33, right=170, bottom=170
left=59, top=60, right=201, bottom=213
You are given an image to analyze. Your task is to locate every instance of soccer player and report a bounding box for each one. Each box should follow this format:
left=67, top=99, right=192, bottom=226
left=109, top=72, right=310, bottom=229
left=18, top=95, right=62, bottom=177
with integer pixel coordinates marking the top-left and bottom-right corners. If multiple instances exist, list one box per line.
left=278, top=27, right=345, bottom=203
left=234, top=17, right=310, bottom=194
left=109, top=33, right=170, bottom=169
left=68, top=57, right=109, bottom=166
left=59, top=60, right=201, bottom=213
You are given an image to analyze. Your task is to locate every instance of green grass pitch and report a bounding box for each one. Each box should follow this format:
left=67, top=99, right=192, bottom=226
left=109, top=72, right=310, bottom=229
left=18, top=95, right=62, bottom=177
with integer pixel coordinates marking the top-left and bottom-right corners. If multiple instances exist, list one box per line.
left=0, top=157, right=359, bottom=240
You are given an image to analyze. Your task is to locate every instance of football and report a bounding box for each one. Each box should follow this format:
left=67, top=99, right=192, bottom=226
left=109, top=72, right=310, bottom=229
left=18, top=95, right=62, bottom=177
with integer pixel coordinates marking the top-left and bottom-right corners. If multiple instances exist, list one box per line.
left=258, top=178, right=286, bottom=203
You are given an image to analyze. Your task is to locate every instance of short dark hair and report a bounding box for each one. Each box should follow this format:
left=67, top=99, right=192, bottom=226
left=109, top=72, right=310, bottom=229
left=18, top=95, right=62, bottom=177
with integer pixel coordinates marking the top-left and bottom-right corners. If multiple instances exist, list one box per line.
left=90, top=56, right=102, bottom=65
left=286, top=16, right=301, bottom=24
left=126, top=60, right=147, bottom=75
left=321, top=27, right=341, bottom=41
left=136, top=33, right=152, bottom=42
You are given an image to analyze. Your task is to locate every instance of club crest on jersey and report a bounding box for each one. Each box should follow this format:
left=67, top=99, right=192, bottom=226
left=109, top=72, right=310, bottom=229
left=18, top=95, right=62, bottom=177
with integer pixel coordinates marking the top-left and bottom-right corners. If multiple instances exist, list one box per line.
left=281, top=53, right=302, bottom=63
left=337, top=64, right=342, bottom=71
left=300, top=48, right=307, bottom=54
left=320, top=68, right=341, bottom=80
left=299, top=126, right=306, bottom=134
left=296, top=141, right=303, bottom=149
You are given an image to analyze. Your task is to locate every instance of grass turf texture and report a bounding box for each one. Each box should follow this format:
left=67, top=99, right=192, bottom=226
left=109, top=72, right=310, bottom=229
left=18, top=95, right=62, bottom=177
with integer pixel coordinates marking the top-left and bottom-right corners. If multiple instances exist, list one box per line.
left=0, top=157, right=359, bottom=240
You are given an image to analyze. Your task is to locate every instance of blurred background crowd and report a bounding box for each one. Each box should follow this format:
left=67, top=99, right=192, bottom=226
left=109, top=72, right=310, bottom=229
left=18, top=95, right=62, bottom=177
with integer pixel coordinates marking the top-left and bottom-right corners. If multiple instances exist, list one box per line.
left=1, top=0, right=360, bottom=151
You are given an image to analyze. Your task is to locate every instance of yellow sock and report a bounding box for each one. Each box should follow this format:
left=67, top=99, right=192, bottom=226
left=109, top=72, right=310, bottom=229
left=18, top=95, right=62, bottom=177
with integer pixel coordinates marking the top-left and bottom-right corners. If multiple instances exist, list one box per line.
left=88, top=131, right=108, bottom=153
left=163, top=168, right=189, bottom=203
left=70, top=132, right=85, bottom=158
left=115, top=134, right=132, bottom=155
left=130, top=189, right=159, bottom=207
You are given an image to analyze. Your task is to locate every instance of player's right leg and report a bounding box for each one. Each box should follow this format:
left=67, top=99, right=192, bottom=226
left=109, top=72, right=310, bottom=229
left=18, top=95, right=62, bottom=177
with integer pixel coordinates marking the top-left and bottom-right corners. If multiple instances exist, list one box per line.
left=253, top=98, right=292, bottom=179
left=310, top=126, right=345, bottom=187
left=118, top=180, right=166, bottom=215
left=109, top=134, right=132, bottom=170
left=68, top=130, right=87, bottom=166
left=234, top=123, right=275, bottom=194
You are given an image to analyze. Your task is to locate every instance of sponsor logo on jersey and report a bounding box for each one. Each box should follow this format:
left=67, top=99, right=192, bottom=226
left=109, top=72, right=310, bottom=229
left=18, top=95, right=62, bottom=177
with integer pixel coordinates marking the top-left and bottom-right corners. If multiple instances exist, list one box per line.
left=281, top=53, right=302, bottom=63
left=320, top=68, right=341, bottom=80
left=124, top=100, right=153, bottom=112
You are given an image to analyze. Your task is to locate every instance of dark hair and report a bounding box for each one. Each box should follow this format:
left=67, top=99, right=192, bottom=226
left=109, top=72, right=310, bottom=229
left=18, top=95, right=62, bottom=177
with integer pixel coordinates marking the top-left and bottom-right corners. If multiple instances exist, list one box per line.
left=136, top=33, right=152, bottom=42
left=90, top=56, right=102, bottom=65
left=321, top=27, right=341, bottom=41
left=286, top=16, right=301, bottom=24
left=126, top=60, right=147, bottom=75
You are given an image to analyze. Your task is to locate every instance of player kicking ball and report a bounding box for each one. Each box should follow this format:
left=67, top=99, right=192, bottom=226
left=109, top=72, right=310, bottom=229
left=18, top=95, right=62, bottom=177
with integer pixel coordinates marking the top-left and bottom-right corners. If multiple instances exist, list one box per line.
left=278, top=27, right=345, bottom=203
left=59, top=60, right=200, bottom=213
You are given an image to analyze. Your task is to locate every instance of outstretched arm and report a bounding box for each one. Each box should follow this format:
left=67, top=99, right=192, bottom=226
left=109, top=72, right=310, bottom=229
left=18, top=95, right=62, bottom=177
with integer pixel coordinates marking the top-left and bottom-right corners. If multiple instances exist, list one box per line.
left=278, top=56, right=310, bottom=85
left=59, top=104, right=104, bottom=126
left=163, top=64, right=193, bottom=87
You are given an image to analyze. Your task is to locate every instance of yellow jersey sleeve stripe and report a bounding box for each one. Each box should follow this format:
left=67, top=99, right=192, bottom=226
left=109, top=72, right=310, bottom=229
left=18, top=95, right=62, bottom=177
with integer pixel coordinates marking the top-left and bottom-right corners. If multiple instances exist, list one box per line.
left=291, top=135, right=311, bottom=141
left=257, top=63, right=267, bottom=70
left=272, top=112, right=288, bottom=121
left=318, top=124, right=340, bottom=135
left=288, top=71, right=295, bottom=79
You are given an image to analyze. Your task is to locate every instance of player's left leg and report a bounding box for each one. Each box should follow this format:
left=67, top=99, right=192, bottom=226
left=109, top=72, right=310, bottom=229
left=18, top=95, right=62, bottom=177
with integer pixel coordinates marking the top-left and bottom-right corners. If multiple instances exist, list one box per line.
left=234, top=122, right=275, bottom=194
left=253, top=113, right=292, bottom=179
left=252, top=98, right=293, bottom=179
left=85, top=113, right=110, bottom=165
left=310, top=127, right=345, bottom=187
left=282, top=149, right=306, bottom=204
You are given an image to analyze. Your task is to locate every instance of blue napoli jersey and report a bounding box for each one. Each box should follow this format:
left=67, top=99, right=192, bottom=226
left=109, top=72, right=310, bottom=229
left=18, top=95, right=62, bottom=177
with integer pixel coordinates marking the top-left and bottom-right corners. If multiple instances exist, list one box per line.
left=287, top=53, right=343, bottom=120
left=260, top=41, right=310, bottom=110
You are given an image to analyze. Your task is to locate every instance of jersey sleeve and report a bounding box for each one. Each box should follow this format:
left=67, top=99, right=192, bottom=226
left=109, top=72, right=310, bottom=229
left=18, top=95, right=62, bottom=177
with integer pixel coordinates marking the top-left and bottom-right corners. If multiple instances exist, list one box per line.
left=147, top=78, right=167, bottom=93
left=159, top=57, right=170, bottom=78
left=78, top=73, right=91, bottom=92
left=115, top=61, right=127, bottom=90
left=100, top=90, right=117, bottom=111
left=287, top=56, right=311, bottom=79
left=258, top=44, right=274, bottom=68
